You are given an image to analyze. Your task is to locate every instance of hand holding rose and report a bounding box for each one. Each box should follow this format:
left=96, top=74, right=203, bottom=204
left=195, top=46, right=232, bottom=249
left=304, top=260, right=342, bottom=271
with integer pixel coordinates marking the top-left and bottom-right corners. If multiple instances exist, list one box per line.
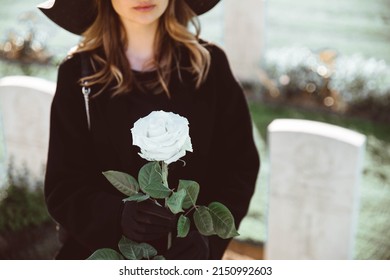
left=121, top=199, right=176, bottom=242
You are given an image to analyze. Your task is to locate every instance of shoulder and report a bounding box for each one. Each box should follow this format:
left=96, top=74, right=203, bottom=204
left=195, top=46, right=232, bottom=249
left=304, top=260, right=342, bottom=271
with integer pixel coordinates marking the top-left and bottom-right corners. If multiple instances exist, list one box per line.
left=56, top=52, right=82, bottom=83
left=58, top=45, right=98, bottom=74
left=200, top=41, right=232, bottom=76
left=53, top=50, right=89, bottom=104
left=198, top=41, right=235, bottom=83
left=56, top=49, right=96, bottom=90
left=200, top=41, right=244, bottom=100
left=58, top=47, right=94, bottom=73
left=202, top=41, right=229, bottom=65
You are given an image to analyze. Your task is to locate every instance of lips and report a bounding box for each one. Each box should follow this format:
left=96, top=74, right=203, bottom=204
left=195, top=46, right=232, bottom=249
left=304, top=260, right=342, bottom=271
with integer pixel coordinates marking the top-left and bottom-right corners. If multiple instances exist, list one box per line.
left=133, top=4, right=156, bottom=12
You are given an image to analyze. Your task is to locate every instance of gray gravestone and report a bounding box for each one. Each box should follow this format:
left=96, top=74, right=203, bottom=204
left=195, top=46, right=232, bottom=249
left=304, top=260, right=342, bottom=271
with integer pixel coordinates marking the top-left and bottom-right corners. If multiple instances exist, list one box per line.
left=0, top=76, right=55, bottom=187
left=266, top=119, right=366, bottom=259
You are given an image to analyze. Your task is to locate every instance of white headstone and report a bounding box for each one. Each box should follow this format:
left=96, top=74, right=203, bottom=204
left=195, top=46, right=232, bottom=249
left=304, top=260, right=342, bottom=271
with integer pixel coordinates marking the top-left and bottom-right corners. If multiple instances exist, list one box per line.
left=266, top=119, right=366, bottom=259
left=224, top=0, right=265, bottom=82
left=199, top=0, right=266, bottom=82
left=0, top=114, right=6, bottom=185
left=0, top=76, right=55, bottom=187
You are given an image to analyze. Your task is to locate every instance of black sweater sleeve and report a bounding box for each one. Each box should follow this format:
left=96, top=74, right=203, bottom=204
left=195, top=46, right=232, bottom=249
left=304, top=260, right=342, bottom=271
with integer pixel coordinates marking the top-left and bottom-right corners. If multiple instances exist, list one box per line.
left=206, top=45, right=260, bottom=259
left=44, top=55, right=123, bottom=253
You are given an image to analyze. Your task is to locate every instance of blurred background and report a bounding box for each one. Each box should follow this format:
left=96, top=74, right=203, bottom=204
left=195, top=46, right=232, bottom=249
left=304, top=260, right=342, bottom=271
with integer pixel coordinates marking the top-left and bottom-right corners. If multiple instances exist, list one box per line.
left=0, top=0, right=389, bottom=259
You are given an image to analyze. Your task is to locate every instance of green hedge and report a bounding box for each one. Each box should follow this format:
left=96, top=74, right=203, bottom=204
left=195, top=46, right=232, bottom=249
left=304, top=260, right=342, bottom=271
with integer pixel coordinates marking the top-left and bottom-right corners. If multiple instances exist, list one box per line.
left=0, top=177, right=50, bottom=233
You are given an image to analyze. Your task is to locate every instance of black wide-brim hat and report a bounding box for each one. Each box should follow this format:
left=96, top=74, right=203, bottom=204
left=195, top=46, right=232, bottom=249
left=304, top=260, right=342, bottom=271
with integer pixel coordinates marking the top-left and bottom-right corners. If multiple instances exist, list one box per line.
left=38, top=0, right=221, bottom=35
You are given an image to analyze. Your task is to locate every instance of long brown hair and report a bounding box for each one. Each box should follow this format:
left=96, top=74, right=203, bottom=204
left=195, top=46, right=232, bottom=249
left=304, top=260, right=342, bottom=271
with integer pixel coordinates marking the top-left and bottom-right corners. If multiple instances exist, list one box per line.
left=76, top=0, right=211, bottom=97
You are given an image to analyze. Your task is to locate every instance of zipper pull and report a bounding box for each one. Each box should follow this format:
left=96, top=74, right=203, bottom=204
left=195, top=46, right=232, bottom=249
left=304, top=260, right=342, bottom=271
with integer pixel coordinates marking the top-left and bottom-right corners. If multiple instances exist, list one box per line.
left=82, top=82, right=91, bottom=130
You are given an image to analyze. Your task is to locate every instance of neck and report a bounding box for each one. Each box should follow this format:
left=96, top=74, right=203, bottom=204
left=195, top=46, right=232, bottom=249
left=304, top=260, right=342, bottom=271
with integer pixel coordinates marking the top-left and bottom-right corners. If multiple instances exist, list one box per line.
left=123, top=21, right=159, bottom=71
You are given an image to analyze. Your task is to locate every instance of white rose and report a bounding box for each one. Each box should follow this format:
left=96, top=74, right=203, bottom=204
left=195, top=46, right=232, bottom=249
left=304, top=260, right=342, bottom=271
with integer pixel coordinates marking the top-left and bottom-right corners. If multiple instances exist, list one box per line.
left=131, top=110, right=193, bottom=164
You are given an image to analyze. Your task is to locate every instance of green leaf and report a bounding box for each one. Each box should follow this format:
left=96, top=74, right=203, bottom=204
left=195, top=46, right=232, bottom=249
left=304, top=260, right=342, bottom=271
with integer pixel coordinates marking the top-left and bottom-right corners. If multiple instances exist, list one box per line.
left=138, top=162, right=171, bottom=199
left=102, top=171, right=139, bottom=196
left=138, top=162, right=162, bottom=189
left=177, top=214, right=190, bottom=238
left=193, top=206, right=215, bottom=236
left=142, top=182, right=171, bottom=199
left=139, top=243, right=158, bottom=259
left=208, top=202, right=239, bottom=239
left=117, top=236, right=159, bottom=260
left=87, top=248, right=124, bottom=260
left=177, top=180, right=200, bottom=209
left=153, top=255, right=166, bottom=260
left=122, top=193, right=150, bottom=203
left=167, top=189, right=186, bottom=214
left=118, top=236, right=143, bottom=260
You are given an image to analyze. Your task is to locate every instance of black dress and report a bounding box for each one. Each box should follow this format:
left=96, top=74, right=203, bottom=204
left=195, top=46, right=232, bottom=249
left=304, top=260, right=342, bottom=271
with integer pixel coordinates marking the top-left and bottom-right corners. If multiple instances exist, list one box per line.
left=44, top=43, right=260, bottom=259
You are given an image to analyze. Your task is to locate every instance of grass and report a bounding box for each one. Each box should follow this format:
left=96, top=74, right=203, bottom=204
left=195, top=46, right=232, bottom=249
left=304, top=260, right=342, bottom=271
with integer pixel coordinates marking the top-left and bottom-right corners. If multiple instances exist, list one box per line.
left=250, top=103, right=390, bottom=143
left=239, top=101, right=390, bottom=259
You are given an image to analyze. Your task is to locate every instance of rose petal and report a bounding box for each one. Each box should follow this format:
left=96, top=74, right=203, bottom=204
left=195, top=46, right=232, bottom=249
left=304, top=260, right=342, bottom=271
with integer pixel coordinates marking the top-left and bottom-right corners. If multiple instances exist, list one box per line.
left=183, top=136, right=193, bottom=152
left=164, top=149, right=187, bottom=164
left=147, top=118, right=166, bottom=137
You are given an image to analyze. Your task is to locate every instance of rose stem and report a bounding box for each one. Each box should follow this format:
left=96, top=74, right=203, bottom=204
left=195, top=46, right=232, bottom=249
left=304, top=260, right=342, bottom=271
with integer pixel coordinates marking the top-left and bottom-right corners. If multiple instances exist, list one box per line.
left=161, top=161, right=173, bottom=250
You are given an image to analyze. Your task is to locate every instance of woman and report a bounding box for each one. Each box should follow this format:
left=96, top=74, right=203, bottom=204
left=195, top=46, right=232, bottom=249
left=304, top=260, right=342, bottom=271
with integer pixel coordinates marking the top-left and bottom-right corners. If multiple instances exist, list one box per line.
left=40, top=0, right=260, bottom=260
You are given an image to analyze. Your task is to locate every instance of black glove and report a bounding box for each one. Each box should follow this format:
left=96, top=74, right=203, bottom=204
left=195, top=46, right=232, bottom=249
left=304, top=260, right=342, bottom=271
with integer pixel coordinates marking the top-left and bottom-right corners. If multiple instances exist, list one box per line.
left=165, top=231, right=209, bottom=260
left=121, top=200, right=176, bottom=242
